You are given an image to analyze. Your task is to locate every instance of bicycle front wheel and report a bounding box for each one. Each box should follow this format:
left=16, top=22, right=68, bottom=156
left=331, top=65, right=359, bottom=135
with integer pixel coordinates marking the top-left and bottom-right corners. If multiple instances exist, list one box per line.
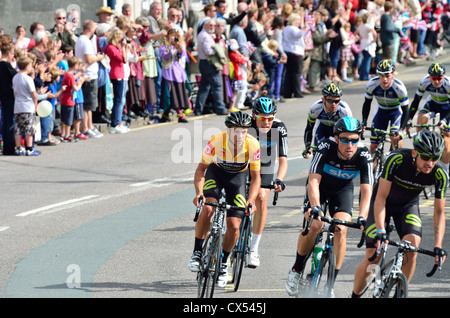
left=231, top=217, right=250, bottom=292
left=310, top=248, right=336, bottom=298
left=383, top=272, right=408, bottom=298
left=198, top=231, right=222, bottom=298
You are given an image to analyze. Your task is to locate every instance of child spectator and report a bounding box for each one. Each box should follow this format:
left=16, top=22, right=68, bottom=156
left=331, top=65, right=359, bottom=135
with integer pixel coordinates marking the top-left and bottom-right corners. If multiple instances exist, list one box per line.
left=59, top=56, right=88, bottom=142
left=340, top=22, right=356, bottom=82
left=262, top=39, right=286, bottom=101
left=228, top=39, right=249, bottom=111
left=12, top=56, right=38, bottom=156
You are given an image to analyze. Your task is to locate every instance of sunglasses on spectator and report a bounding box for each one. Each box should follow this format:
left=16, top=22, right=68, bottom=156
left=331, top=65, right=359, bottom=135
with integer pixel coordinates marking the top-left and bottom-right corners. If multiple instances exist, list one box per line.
left=57, top=17, right=66, bottom=20
left=430, top=76, right=444, bottom=80
left=325, top=98, right=340, bottom=104
left=256, top=116, right=275, bottom=122
left=338, top=137, right=359, bottom=145
left=417, top=152, right=441, bottom=162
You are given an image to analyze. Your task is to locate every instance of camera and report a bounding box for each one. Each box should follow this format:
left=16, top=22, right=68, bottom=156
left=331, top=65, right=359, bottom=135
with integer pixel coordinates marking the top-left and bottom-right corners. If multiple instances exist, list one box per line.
left=174, top=37, right=179, bottom=42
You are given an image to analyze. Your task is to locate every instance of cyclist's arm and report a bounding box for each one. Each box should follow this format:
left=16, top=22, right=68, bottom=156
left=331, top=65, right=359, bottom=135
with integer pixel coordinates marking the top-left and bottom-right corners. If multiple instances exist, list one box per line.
left=373, top=177, right=392, bottom=233
left=400, top=104, right=410, bottom=130
left=306, top=173, right=322, bottom=209
left=248, top=168, right=261, bottom=212
left=361, top=97, right=372, bottom=126
left=359, top=183, right=372, bottom=220
left=441, top=133, right=450, bottom=164
left=304, top=117, right=315, bottom=148
left=274, top=156, right=288, bottom=192
left=193, top=163, right=209, bottom=206
left=433, top=198, right=446, bottom=251
left=408, top=94, right=422, bottom=121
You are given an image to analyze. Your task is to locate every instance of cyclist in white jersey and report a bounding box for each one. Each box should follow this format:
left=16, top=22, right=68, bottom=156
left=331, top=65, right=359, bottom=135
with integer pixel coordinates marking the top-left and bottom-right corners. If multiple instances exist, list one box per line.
left=361, top=59, right=409, bottom=154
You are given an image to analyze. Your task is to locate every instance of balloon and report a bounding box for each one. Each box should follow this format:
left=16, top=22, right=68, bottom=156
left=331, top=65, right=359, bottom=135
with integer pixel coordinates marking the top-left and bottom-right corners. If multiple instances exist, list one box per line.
left=37, top=100, right=52, bottom=117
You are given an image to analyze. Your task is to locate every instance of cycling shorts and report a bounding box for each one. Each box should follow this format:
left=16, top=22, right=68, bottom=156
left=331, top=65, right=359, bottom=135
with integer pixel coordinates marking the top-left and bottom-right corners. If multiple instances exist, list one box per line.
left=364, top=203, right=422, bottom=248
left=370, top=108, right=402, bottom=144
left=203, top=163, right=247, bottom=219
left=303, top=181, right=354, bottom=217
left=418, top=100, right=450, bottom=132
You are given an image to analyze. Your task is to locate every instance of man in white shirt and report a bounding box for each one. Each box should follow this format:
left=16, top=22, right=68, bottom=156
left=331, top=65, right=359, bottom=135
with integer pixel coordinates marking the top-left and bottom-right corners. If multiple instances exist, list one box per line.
left=75, top=20, right=104, bottom=138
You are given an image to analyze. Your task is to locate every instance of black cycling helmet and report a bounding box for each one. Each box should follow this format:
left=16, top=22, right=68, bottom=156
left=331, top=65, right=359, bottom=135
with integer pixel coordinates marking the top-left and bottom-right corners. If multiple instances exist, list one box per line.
left=376, top=59, right=396, bottom=74
left=413, top=129, right=444, bottom=157
left=225, top=111, right=252, bottom=128
left=428, top=62, right=446, bottom=77
left=333, top=117, right=363, bottom=136
left=252, top=97, right=277, bottom=115
left=322, top=83, right=343, bottom=98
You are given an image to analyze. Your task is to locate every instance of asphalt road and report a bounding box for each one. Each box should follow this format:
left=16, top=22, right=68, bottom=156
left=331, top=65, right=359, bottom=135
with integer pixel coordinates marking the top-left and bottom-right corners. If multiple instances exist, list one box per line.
left=1, top=54, right=449, bottom=302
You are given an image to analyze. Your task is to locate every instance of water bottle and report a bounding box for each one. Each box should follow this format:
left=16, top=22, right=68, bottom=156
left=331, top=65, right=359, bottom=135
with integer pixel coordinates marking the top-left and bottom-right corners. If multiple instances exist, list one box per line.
left=312, top=244, right=324, bottom=272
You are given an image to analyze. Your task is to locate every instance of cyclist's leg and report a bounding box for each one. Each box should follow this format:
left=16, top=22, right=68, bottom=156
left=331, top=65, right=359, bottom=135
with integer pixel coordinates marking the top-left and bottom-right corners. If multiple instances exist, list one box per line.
left=369, top=111, right=388, bottom=154
left=416, top=101, right=432, bottom=130
left=388, top=109, right=403, bottom=149
left=392, top=204, right=423, bottom=282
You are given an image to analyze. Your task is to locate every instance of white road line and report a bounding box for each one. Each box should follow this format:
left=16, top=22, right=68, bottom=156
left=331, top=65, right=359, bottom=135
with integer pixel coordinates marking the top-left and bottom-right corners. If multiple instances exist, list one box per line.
left=16, top=195, right=100, bottom=217
left=0, top=226, right=10, bottom=232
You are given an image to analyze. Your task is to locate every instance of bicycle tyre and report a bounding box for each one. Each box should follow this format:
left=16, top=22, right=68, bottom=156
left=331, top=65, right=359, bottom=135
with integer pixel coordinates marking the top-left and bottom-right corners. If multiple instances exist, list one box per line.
left=383, top=272, right=408, bottom=298
left=372, top=152, right=383, bottom=187
left=197, top=233, right=212, bottom=298
left=233, top=217, right=250, bottom=292
left=311, top=248, right=336, bottom=298
left=198, top=231, right=222, bottom=298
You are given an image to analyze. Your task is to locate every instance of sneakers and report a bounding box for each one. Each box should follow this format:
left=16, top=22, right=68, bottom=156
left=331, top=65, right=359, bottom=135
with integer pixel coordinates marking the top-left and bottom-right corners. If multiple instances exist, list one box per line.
left=84, top=128, right=103, bottom=138
left=285, top=269, right=302, bottom=296
left=188, top=251, right=202, bottom=272
left=75, top=133, right=89, bottom=140
left=109, top=125, right=129, bottom=134
left=216, top=263, right=228, bottom=287
left=15, top=147, right=26, bottom=156
left=248, top=250, right=260, bottom=268
left=26, top=148, right=40, bottom=156
left=62, top=136, right=78, bottom=143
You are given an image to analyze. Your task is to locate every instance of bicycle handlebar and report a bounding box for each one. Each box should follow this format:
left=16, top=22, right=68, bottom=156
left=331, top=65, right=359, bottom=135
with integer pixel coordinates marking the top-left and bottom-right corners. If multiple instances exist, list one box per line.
left=368, top=239, right=446, bottom=277
left=406, top=123, right=441, bottom=138
left=261, top=183, right=280, bottom=206
left=194, top=195, right=253, bottom=222
left=364, top=127, right=398, bottom=137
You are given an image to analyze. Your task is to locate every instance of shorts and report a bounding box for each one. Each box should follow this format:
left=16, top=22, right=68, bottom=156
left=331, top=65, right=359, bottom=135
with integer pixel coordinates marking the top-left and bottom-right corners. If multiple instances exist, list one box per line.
left=370, top=108, right=402, bottom=144
left=382, top=44, right=396, bottom=60
left=14, top=113, right=35, bottom=136
left=303, top=181, right=354, bottom=217
left=61, top=104, right=75, bottom=126
left=410, top=29, right=420, bottom=43
left=418, top=100, right=450, bottom=131
left=329, top=46, right=341, bottom=69
left=364, top=202, right=422, bottom=248
left=82, top=79, right=99, bottom=112
left=203, top=163, right=248, bottom=219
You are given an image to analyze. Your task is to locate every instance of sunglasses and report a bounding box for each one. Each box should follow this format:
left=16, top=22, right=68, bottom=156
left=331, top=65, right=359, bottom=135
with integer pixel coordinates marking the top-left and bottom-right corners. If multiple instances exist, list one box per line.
left=57, top=17, right=66, bottom=20
left=325, top=98, right=340, bottom=104
left=256, top=116, right=275, bottom=122
left=339, top=137, right=359, bottom=145
left=430, top=76, right=444, bottom=81
left=417, top=152, right=441, bottom=162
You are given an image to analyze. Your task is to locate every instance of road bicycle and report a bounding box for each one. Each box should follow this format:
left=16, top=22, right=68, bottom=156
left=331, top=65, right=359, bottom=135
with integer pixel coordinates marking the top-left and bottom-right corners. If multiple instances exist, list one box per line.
left=362, top=127, right=398, bottom=186
left=193, top=195, right=250, bottom=298
left=360, top=225, right=446, bottom=298
left=229, top=182, right=282, bottom=292
left=298, top=205, right=364, bottom=298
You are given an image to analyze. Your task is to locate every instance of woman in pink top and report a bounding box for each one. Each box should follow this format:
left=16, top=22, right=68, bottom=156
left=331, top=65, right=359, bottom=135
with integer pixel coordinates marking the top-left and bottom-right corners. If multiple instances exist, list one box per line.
left=104, top=28, right=130, bottom=134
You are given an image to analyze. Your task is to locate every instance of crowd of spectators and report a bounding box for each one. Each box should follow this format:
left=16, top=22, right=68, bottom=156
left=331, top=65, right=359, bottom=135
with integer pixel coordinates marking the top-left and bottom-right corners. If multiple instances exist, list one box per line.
left=0, top=0, right=449, bottom=156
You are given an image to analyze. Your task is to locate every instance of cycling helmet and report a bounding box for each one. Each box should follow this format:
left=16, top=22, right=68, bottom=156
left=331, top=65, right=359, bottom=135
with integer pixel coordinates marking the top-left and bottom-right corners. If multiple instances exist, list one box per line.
left=428, top=62, right=446, bottom=77
left=322, top=83, right=343, bottom=97
left=413, top=129, right=444, bottom=157
left=376, top=59, right=396, bottom=74
left=225, top=111, right=252, bottom=128
left=252, top=97, right=277, bottom=115
left=333, top=117, right=363, bottom=136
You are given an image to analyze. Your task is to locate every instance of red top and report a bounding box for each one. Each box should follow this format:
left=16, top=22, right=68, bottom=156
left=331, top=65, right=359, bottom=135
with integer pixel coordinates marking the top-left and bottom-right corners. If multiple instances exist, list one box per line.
left=59, top=72, right=75, bottom=106
left=104, top=44, right=125, bottom=80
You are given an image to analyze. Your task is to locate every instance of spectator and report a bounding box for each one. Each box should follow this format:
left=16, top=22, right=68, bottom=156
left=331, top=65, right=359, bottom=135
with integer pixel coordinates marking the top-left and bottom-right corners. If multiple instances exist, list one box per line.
left=408, top=0, right=422, bottom=58
left=160, top=29, right=190, bottom=123
left=354, top=13, right=377, bottom=80
left=215, top=17, right=233, bottom=111
left=228, top=38, right=249, bottom=111
left=12, top=56, right=39, bottom=156
left=104, top=28, right=130, bottom=134
left=198, top=3, right=217, bottom=34
left=0, top=42, right=17, bottom=155
left=94, top=23, right=112, bottom=125
left=340, top=22, right=356, bottom=82
left=194, top=17, right=228, bottom=116
left=48, top=8, right=77, bottom=48
left=13, top=25, right=31, bottom=51
left=245, top=7, right=267, bottom=64
left=269, top=14, right=287, bottom=102
left=96, top=6, right=116, bottom=26
left=379, top=1, right=401, bottom=60
left=282, top=13, right=306, bottom=98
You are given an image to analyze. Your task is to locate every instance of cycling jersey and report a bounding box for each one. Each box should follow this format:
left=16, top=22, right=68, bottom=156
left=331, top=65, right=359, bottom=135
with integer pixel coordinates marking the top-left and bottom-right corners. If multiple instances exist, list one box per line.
left=416, top=75, right=450, bottom=105
left=249, top=118, right=288, bottom=176
left=304, top=99, right=353, bottom=146
left=202, top=131, right=261, bottom=173
left=305, top=139, right=374, bottom=216
left=365, top=148, right=448, bottom=246
left=364, top=77, right=409, bottom=110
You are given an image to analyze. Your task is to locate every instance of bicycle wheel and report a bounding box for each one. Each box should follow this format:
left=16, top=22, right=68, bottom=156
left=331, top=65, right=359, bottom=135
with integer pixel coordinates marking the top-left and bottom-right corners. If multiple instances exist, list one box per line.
left=372, top=152, right=383, bottom=186
left=382, top=272, right=408, bottom=298
left=309, top=248, right=336, bottom=298
left=198, top=231, right=222, bottom=298
left=232, top=216, right=250, bottom=292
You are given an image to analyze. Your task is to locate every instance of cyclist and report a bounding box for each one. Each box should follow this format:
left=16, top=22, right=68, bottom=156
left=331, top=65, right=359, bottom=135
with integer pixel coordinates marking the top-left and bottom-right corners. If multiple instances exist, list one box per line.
left=361, top=59, right=409, bottom=154
left=188, top=111, right=261, bottom=288
left=247, top=97, right=288, bottom=268
left=408, top=63, right=450, bottom=131
left=351, top=129, right=448, bottom=298
left=303, top=83, right=352, bottom=159
left=286, top=117, right=373, bottom=297
left=407, top=62, right=450, bottom=165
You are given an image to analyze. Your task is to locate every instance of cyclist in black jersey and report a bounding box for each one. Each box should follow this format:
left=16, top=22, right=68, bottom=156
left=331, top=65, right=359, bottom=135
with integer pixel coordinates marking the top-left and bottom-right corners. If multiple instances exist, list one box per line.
left=286, top=117, right=373, bottom=297
left=352, top=129, right=448, bottom=297
left=248, top=97, right=288, bottom=268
